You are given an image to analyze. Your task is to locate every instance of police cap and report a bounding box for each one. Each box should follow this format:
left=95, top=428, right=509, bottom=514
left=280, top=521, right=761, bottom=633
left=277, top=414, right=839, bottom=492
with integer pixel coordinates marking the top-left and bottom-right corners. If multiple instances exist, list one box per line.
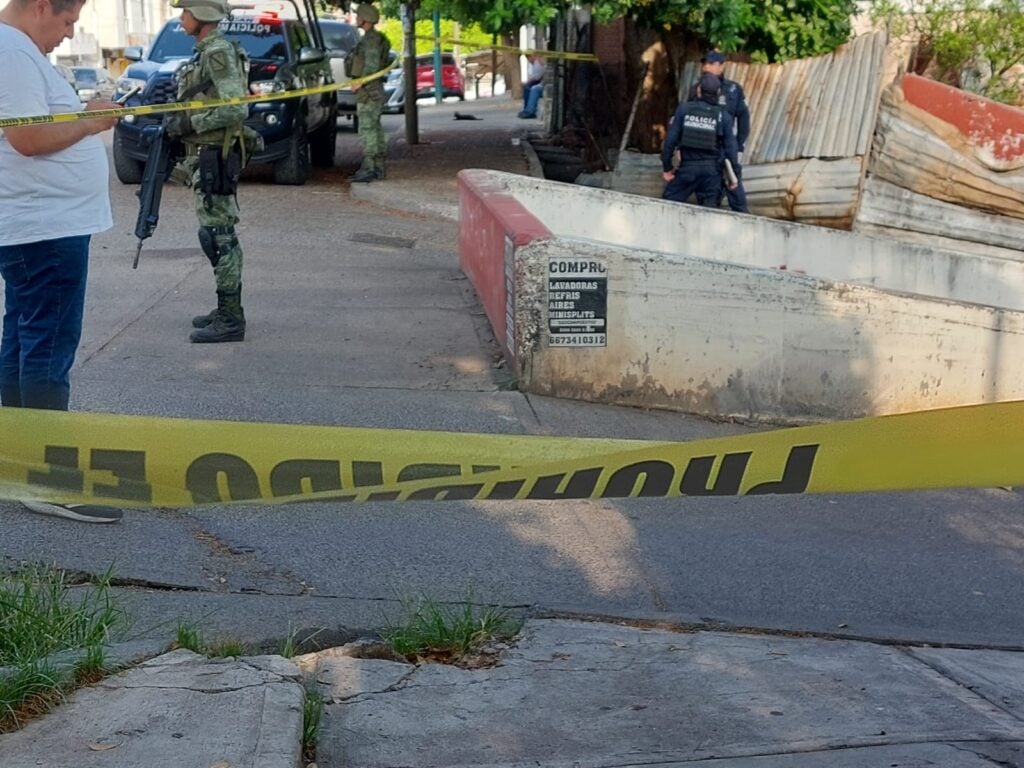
left=698, top=72, right=722, bottom=96
left=354, top=3, right=379, bottom=23
left=171, top=0, right=229, bottom=22
left=702, top=50, right=727, bottom=64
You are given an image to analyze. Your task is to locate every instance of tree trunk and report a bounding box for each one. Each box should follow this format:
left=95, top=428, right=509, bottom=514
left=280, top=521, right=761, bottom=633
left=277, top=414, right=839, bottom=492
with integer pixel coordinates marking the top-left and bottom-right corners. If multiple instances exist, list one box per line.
left=503, top=32, right=522, bottom=101
left=623, top=21, right=702, bottom=153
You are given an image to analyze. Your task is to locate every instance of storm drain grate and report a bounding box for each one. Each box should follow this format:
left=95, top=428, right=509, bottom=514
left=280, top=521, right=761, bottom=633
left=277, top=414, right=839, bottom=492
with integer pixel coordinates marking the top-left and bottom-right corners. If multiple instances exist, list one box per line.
left=349, top=232, right=416, bottom=249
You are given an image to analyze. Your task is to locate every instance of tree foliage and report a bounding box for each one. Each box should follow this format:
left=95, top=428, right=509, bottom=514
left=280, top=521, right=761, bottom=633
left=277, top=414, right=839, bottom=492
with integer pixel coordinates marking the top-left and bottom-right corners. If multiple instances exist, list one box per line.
left=872, top=0, right=1024, bottom=104
left=375, top=0, right=855, bottom=62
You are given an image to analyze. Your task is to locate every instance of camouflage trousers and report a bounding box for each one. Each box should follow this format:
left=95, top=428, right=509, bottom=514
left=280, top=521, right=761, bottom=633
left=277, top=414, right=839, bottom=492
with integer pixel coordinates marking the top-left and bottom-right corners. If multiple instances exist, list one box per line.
left=190, top=165, right=243, bottom=295
left=357, top=100, right=386, bottom=170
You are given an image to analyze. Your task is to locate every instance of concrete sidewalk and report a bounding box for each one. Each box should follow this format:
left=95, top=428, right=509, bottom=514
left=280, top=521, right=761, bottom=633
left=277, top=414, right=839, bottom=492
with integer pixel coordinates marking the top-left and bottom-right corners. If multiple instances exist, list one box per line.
left=3, top=97, right=1024, bottom=768
left=3, top=620, right=1023, bottom=767
left=348, top=97, right=543, bottom=220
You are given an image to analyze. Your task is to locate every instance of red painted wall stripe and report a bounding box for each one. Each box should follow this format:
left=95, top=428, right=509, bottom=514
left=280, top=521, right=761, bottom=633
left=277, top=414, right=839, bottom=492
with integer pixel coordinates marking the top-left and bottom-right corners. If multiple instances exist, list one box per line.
left=457, top=170, right=551, bottom=361
left=901, top=73, right=1024, bottom=162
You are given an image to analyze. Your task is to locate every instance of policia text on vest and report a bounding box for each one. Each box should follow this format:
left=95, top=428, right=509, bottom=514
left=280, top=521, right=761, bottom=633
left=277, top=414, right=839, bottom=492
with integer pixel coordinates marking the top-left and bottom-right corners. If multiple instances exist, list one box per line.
left=661, top=74, right=740, bottom=209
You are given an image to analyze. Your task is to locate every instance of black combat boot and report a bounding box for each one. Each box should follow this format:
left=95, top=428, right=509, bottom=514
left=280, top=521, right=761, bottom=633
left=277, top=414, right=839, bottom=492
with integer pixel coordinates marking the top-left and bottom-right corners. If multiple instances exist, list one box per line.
left=189, top=290, right=245, bottom=343
left=350, top=161, right=380, bottom=183
left=193, top=285, right=243, bottom=329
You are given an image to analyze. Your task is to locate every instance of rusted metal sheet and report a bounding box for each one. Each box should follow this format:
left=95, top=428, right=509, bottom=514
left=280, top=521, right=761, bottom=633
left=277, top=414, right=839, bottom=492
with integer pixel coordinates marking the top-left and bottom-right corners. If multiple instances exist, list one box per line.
left=856, top=175, right=1024, bottom=256
left=675, top=33, right=890, bottom=165
left=869, top=88, right=1024, bottom=219
left=743, top=157, right=863, bottom=226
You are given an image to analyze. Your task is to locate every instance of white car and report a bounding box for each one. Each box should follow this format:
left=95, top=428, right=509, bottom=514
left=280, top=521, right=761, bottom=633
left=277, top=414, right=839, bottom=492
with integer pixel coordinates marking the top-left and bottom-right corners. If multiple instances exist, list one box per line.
left=319, top=18, right=359, bottom=130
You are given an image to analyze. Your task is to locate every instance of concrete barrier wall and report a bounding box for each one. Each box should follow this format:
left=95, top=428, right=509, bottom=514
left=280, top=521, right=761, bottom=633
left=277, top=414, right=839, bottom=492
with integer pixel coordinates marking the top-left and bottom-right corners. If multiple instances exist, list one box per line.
left=458, top=172, right=552, bottom=363
left=512, top=238, right=1024, bottom=422
left=497, top=174, right=1024, bottom=313
left=458, top=170, right=1024, bottom=422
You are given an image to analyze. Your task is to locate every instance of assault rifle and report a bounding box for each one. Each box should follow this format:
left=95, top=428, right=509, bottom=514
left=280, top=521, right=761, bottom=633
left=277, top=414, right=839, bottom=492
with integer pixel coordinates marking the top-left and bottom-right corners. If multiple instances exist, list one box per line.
left=133, top=124, right=183, bottom=269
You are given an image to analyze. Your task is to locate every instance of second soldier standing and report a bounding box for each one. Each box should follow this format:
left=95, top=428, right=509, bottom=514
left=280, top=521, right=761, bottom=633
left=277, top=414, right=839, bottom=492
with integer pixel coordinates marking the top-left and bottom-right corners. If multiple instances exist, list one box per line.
left=347, top=3, right=390, bottom=183
left=165, top=0, right=252, bottom=343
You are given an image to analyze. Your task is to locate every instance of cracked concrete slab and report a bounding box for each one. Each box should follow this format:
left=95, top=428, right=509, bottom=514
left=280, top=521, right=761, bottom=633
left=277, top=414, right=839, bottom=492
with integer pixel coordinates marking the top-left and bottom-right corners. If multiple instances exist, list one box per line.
left=909, top=647, right=1024, bottom=721
left=315, top=619, right=1024, bottom=768
left=304, top=653, right=414, bottom=702
left=0, top=650, right=303, bottom=768
left=538, top=742, right=1019, bottom=766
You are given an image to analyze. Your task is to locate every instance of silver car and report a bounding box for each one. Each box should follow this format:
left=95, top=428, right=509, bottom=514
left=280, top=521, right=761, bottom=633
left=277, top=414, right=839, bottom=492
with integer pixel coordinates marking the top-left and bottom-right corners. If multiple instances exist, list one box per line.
left=71, top=66, right=116, bottom=103
left=319, top=18, right=359, bottom=130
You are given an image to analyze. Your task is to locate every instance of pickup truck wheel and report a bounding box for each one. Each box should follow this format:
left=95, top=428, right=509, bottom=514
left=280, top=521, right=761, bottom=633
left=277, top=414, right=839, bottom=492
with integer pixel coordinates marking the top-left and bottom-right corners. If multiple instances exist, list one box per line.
left=272, top=124, right=310, bottom=185
left=113, top=130, right=144, bottom=184
left=310, top=108, right=338, bottom=168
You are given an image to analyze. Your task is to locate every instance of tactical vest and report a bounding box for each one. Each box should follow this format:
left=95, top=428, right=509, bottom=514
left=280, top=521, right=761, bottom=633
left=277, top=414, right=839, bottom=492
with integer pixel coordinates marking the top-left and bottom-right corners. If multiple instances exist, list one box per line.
left=177, top=36, right=249, bottom=102
left=177, top=34, right=262, bottom=160
left=678, top=101, right=723, bottom=152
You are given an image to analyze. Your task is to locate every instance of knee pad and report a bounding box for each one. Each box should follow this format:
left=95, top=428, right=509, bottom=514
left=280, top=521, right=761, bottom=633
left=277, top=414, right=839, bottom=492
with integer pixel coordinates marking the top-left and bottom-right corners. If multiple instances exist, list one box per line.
left=198, top=226, right=237, bottom=267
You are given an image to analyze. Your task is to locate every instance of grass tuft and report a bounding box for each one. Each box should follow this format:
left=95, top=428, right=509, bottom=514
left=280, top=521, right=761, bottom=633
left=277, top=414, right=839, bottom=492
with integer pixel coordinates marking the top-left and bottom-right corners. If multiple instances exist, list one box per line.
left=0, top=565, right=128, bottom=732
left=174, top=621, right=204, bottom=653
left=381, top=595, right=521, bottom=664
left=302, top=687, right=324, bottom=762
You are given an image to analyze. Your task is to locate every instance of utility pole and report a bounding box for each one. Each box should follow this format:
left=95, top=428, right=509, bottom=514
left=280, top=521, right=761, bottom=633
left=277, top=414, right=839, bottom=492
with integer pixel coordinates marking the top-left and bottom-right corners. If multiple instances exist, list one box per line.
left=432, top=9, right=442, bottom=105
left=402, top=2, right=418, bottom=144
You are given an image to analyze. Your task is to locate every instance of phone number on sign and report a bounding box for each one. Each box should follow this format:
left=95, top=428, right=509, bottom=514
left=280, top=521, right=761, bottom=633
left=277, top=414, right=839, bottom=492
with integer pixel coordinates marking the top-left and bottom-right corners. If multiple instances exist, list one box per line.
left=549, top=334, right=606, bottom=347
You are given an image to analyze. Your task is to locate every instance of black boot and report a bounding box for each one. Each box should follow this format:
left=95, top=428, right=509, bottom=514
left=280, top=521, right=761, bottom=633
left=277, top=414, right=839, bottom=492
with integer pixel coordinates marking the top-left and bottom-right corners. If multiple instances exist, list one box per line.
left=189, top=290, right=245, bottom=343
left=192, top=307, right=217, bottom=329
left=193, top=285, right=243, bottom=329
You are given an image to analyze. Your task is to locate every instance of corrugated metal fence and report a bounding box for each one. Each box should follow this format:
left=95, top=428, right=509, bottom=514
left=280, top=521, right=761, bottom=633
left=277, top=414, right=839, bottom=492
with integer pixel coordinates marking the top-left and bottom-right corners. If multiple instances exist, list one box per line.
left=676, top=32, right=889, bottom=165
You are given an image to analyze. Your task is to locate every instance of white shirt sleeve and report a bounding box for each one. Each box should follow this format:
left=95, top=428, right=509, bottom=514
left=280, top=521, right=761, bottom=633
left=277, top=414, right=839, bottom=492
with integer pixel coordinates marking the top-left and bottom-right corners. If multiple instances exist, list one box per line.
left=0, top=50, right=50, bottom=122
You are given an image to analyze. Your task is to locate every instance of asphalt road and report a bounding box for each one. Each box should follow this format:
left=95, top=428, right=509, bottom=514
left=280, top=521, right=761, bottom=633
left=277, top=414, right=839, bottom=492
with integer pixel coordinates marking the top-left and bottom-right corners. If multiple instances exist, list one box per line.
left=2, top=101, right=1023, bottom=650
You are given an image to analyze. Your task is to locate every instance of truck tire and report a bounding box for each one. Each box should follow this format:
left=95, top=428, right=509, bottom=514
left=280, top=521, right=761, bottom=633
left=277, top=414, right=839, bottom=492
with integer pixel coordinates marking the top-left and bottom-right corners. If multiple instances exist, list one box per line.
left=113, top=130, right=144, bottom=184
left=310, top=108, right=338, bottom=168
left=272, top=123, right=310, bottom=185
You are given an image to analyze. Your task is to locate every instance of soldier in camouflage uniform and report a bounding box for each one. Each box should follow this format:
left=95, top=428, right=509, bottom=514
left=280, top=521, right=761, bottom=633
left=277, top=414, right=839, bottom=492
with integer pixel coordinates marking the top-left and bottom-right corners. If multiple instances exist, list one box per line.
left=165, top=0, right=250, bottom=342
left=347, top=4, right=390, bottom=182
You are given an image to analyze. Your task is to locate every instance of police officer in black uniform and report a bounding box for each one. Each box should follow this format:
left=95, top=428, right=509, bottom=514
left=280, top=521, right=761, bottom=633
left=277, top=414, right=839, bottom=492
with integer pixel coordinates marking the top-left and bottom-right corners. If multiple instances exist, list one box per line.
left=689, top=50, right=750, bottom=213
left=661, top=73, right=739, bottom=207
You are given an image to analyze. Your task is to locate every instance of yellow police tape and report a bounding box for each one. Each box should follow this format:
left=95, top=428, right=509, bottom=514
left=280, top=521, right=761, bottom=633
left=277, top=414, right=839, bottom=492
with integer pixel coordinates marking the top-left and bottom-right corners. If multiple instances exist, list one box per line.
left=1, top=401, right=1020, bottom=508
left=415, top=36, right=599, bottom=62
left=0, top=63, right=394, bottom=129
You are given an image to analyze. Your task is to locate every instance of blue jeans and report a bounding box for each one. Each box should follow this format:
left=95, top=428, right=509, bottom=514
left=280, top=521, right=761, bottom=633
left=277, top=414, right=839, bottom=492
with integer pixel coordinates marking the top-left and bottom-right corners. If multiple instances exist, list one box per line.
left=522, top=83, right=543, bottom=116
left=0, top=235, right=90, bottom=411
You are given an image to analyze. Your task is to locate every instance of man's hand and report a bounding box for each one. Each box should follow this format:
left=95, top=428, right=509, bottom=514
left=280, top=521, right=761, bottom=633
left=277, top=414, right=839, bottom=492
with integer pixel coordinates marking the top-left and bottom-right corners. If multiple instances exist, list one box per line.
left=82, top=100, right=119, bottom=133
left=662, top=170, right=675, bottom=182
left=726, top=180, right=738, bottom=191
left=162, top=112, right=191, bottom=139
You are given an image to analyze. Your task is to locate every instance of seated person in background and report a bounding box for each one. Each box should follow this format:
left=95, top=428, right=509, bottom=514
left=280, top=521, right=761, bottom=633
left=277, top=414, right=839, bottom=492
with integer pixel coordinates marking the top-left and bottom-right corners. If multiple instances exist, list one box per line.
left=519, top=54, right=545, bottom=119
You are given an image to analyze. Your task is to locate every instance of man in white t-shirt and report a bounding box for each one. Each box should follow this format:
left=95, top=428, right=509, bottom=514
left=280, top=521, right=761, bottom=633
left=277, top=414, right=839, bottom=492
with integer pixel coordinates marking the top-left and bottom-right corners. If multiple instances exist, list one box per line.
left=519, top=54, right=545, bottom=119
left=0, top=0, right=124, bottom=523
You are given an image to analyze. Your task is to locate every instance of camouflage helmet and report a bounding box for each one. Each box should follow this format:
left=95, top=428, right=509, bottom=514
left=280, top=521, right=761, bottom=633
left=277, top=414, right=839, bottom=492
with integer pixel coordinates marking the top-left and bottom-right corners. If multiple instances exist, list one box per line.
left=354, top=3, right=379, bottom=23
left=171, top=0, right=229, bottom=23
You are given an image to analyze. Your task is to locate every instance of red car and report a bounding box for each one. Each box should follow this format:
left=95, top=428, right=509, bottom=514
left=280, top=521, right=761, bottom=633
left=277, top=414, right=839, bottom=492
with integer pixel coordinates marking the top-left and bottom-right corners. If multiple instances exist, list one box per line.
left=415, top=52, right=465, bottom=100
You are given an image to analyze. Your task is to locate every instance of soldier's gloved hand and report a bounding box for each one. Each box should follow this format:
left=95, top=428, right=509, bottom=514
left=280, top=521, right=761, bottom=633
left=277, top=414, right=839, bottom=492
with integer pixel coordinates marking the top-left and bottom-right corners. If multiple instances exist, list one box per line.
left=163, top=112, right=192, bottom=139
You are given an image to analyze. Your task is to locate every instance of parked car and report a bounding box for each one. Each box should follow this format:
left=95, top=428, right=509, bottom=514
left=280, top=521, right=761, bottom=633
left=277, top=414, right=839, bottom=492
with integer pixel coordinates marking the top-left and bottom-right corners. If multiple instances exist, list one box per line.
left=383, top=52, right=465, bottom=113
left=416, top=52, right=465, bottom=100
left=71, top=66, right=116, bottom=102
left=319, top=17, right=359, bottom=131
left=113, top=6, right=337, bottom=186
left=54, top=63, right=77, bottom=90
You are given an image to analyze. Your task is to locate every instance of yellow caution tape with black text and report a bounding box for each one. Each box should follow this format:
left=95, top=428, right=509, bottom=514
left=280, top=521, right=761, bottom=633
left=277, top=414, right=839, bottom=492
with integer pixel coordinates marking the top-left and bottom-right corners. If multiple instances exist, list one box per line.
left=1, top=401, right=1021, bottom=508
left=414, top=36, right=599, bottom=62
left=0, top=63, right=393, bottom=129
